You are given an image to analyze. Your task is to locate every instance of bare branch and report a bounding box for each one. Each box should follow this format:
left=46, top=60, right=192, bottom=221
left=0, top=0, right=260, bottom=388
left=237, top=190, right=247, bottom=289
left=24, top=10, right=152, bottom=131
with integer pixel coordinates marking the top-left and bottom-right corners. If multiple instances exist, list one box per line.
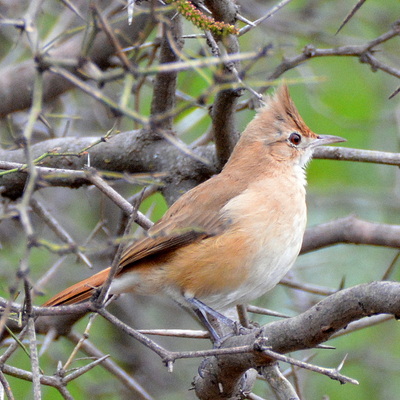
left=331, top=314, right=393, bottom=339
left=259, top=363, right=300, bottom=400
left=30, top=198, right=91, bottom=266
left=0, top=9, right=156, bottom=117
left=204, top=0, right=244, bottom=167
left=314, top=146, right=400, bottom=166
left=0, top=130, right=218, bottom=202
left=194, top=281, right=400, bottom=399
left=67, top=330, right=154, bottom=400
left=0, top=369, right=15, bottom=400
left=87, top=170, right=153, bottom=229
left=302, top=215, right=400, bottom=253
left=262, top=21, right=400, bottom=93
left=239, top=0, right=294, bottom=36
left=150, top=10, right=183, bottom=130
left=137, top=329, right=209, bottom=338
left=258, top=348, right=358, bottom=385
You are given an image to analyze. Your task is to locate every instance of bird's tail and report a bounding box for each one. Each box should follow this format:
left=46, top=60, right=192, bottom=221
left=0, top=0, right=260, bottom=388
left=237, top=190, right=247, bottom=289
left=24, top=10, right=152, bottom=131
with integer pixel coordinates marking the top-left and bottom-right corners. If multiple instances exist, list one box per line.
left=42, top=267, right=111, bottom=306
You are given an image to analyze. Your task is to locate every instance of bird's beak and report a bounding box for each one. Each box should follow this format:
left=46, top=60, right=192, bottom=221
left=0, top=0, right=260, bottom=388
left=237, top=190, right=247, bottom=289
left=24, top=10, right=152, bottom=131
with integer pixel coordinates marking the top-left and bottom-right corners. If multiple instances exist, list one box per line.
left=313, top=134, right=346, bottom=147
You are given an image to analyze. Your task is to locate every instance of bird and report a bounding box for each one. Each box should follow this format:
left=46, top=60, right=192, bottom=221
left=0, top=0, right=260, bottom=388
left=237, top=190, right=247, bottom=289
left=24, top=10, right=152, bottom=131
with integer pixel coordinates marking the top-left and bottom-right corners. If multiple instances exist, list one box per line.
left=42, top=85, right=345, bottom=340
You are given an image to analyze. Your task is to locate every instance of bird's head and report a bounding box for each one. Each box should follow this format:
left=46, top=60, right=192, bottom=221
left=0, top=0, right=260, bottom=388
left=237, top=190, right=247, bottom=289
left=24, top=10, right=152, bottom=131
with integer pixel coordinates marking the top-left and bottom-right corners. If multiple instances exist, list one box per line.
left=238, top=85, right=346, bottom=168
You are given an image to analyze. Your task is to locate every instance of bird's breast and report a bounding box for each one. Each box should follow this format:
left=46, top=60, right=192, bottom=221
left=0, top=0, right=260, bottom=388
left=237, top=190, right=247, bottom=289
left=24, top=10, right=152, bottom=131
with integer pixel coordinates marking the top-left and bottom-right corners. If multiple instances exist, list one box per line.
left=199, top=175, right=307, bottom=310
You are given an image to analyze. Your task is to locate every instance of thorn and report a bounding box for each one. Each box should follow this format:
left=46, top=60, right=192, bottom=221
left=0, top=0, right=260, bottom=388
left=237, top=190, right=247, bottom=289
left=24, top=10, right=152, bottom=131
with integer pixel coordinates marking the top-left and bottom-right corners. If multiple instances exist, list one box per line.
left=64, top=355, right=109, bottom=383
left=337, top=353, right=348, bottom=372
left=39, top=327, right=57, bottom=356
left=196, top=3, right=212, bottom=14
left=388, top=86, right=400, bottom=99
left=338, top=276, right=346, bottom=291
left=56, top=360, right=65, bottom=378
left=171, top=12, right=179, bottom=21
left=236, top=13, right=256, bottom=26
left=316, top=344, right=336, bottom=350
left=127, top=0, right=135, bottom=25
left=335, top=0, right=366, bottom=35
left=167, top=361, right=174, bottom=373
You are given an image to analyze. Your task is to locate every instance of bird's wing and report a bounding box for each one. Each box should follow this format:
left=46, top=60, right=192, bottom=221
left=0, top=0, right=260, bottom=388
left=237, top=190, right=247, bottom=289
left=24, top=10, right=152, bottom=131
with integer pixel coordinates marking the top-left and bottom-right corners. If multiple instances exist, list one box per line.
left=118, top=173, right=239, bottom=268
left=43, top=173, right=246, bottom=306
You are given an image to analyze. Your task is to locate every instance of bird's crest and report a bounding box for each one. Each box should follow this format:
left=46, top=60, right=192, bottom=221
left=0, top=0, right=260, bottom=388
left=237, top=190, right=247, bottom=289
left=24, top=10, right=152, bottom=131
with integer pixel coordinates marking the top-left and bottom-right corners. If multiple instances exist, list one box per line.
left=262, top=85, right=314, bottom=137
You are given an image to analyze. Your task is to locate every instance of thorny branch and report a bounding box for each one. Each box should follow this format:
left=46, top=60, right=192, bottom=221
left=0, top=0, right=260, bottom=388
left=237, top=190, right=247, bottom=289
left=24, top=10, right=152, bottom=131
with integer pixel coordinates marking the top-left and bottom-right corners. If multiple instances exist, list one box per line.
left=0, top=6, right=156, bottom=117
left=192, top=281, right=400, bottom=399
left=0, top=136, right=399, bottom=199
left=0, top=281, right=399, bottom=398
left=266, top=19, right=400, bottom=85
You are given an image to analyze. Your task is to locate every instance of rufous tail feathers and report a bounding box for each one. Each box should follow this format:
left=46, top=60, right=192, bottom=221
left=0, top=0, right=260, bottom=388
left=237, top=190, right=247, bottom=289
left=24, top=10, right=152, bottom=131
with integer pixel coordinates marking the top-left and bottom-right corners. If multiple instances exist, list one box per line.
left=42, top=267, right=111, bottom=306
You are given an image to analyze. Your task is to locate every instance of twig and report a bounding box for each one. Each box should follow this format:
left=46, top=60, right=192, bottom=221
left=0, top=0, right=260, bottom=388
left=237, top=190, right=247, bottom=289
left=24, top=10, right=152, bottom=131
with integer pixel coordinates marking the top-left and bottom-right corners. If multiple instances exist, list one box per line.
left=137, top=328, right=209, bottom=338
left=92, top=4, right=137, bottom=75
left=86, top=169, right=153, bottom=230
left=63, top=355, right=109, bottom=383
left=246, top=305, right=290, bottom=319
left=21, top=0, right=43, bottom=52
left=94, top=212, right=136, bottom=307
left=23, top=276, right=42, bottom=399
left=97, top=308, right=171, bottom=359
left=236, top=304, right=250, bottom=328
left=382, top=251, right=400, bottom=280
left=330, top=314, right=393, bottom=339
left=267, top=22, right=400, bottom=84
left=279, top=278, right=337, bottom=296
left=258, top=346, right=359, bottom=385
left=0, top=326, right=29, bottom=365
left=62, top=314, right=97, bottom=371
left=0, top=363, right=64, bottom=389
left=67, top=331, right=154, bottom=400
left=2, top=144, right=400, bottom=185
left=0, top=370, right=14, bottom=400
left=27, top=318, right=41, bottom=400
left=15, top=70, right=44, bottom=238
left=246, top=393, right=266, bottom=400
left=55, top=384, right=74, bottom=400
left=239, top=0, right=294, bottom=36
left=58, top=0, right=85, bottom=21
left=30, top=198, right=91, bottom=267
left=302, top=215, right=400, bottom=253
left=259, top=363, right=300, bottom=400
left=49, top=66, right=148, bottom=125
left=135, top=50, right=262, bottom=75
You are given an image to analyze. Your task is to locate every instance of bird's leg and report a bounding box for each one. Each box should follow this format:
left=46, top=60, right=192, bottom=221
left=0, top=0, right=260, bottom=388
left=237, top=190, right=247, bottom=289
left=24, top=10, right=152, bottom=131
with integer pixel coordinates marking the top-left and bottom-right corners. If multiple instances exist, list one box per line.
left=186, top=297, right=242, bottom=345
left=191, top=304, right=223, bottom=344
left=187, top=297, right=236, bottom=328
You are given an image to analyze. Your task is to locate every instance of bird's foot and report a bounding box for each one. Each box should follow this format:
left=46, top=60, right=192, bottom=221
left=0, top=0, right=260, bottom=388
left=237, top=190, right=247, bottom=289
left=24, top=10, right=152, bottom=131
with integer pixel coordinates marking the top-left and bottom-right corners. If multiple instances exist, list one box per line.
left=185, top=297, right=256, bottom=346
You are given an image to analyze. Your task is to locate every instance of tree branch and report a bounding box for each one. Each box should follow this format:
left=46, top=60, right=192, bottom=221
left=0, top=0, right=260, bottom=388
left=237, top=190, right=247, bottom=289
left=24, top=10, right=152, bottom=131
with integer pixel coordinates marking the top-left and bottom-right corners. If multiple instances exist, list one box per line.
left=150, top=10, right=183, bottom=130
left=205, top=0, right=243, bottom=167
left=194, top=281, right=400, bottom=399
left=267, top=20, right=400, bottom=83
left=302, top=215, right=400, bottom=253
left=0, top=130, right=218, bottom=201
left=0, top=8, right=156, bottom=117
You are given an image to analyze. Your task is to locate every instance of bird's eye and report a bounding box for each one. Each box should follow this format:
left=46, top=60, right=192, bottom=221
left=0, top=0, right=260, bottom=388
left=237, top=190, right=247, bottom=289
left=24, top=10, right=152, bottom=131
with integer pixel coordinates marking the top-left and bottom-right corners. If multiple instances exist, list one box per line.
left=289, top=132, right=302, bottom=145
